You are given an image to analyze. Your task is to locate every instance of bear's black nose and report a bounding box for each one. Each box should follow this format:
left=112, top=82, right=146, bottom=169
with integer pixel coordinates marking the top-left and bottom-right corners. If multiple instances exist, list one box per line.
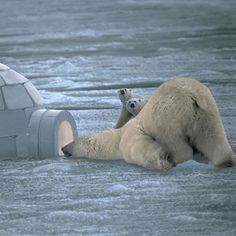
left=120, top=90, right=125, bottom=95
left=61, top=147, right=72, bottom=157
left=130, top=103, right=135, bottom=108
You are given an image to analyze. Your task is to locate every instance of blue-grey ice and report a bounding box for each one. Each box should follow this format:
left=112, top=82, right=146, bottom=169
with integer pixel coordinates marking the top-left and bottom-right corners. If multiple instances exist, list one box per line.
left=0, top=0, right=236, bottom=235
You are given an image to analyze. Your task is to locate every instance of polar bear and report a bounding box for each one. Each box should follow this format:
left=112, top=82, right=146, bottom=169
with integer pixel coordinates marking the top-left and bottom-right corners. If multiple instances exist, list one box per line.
left=126, top=97, right=148, bottom=116
left=62, top=78, right=236, bottom=170
left=115, top=88, right=145, bottom=128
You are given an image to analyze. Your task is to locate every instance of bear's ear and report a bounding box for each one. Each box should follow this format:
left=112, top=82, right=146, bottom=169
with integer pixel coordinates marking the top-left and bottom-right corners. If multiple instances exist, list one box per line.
left=191, top=94, right=207, bottom=111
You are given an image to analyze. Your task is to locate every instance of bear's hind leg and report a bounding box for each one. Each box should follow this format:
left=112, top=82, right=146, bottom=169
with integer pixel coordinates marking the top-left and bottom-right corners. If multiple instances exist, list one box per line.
left=166, top=138, right=194, bottom=165
left=193, top=121, right=235, bottom=168
left=120, top=132, right=175, bottom=171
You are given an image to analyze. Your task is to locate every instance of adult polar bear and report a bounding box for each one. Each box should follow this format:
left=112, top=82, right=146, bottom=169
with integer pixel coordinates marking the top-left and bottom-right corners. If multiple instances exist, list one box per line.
left=62, top=78, right=235, bottom=170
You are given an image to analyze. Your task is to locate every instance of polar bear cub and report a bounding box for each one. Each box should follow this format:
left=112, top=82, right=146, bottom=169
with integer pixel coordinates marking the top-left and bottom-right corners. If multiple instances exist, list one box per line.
left=115, top=88, right=145, bottom=128
left=126, top=97, right=148, bottom=116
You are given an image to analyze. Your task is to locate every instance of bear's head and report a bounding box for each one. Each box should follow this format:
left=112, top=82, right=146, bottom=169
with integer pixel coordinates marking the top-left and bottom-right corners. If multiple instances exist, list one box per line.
left=118, top=88, right=132, bottom=104
left=126, top=98, right=148, bottom=116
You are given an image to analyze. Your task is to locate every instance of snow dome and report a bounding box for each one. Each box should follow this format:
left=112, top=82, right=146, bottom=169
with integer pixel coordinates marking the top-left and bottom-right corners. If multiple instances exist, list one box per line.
left=0, top=63, right=77, bottom=157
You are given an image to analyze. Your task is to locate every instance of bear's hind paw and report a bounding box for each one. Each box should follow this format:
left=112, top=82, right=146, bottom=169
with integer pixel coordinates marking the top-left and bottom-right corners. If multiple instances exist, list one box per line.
left=158, top=151, right=176, bottom=171
left=144, top=151, right=174, bottom=171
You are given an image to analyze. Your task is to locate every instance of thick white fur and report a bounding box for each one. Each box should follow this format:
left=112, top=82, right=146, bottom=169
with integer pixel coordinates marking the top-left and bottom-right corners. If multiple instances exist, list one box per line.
left=63, top=78, right=235, bottom=170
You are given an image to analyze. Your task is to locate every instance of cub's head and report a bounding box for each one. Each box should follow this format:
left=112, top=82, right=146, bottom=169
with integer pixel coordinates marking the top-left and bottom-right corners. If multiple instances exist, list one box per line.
left=126, top=98, right=148, bottom=116
left=118, top=88, right=132, bottom=104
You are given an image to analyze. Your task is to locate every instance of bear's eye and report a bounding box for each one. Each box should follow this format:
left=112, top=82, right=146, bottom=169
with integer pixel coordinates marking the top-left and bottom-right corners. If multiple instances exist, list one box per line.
left=124, top=89, right=127, bottom=91
left=129, top=101, right=131, bottom=103
left=134, top=101, right=137, bottom=103
left=139, top=99, right=141, bottom=102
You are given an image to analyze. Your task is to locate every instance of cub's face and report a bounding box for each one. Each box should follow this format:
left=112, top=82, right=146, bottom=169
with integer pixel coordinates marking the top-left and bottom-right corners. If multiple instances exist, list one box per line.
left=126, top=98, right=147, bottom=116
left=118, top=88, right=132, bottom=104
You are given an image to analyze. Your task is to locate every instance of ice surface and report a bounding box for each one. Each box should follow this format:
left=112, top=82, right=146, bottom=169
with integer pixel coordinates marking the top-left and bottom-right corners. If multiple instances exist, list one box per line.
left=107, top=184, right=132, bottom=196
left=51, top=61, right=81, bottom=73
left=0, top=0, right=236, bottom=235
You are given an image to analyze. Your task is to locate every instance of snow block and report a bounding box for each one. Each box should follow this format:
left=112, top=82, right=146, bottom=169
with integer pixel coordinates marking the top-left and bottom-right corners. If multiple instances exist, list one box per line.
left=2, top=84, right=34, bottom=109
left=0, top=137, right=16, bottom=157
left=0, top=110, right=27, bottom=137
left=28, top=109, right=47, bottom=157
left=0, top=63, right=10, bottom=71
left=24, top=107, right=42, bottom=122
left=0, top=69, right=28, bottom=85
left=0, top=91, right=5, bottom=110
left=24, top=81, right=44, bottom=105
left=16, top=133, right=30, bottom=157
left=0, top=77, right=5, bottom=86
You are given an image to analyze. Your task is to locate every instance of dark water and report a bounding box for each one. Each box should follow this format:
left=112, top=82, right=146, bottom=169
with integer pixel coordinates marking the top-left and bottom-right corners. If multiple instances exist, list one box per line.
left=0, top=0, right=236, bottom=235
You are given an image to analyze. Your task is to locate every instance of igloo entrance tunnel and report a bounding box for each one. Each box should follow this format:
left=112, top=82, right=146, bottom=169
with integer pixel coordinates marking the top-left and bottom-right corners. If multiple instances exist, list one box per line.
left=0, top=63, right=77, bottom=157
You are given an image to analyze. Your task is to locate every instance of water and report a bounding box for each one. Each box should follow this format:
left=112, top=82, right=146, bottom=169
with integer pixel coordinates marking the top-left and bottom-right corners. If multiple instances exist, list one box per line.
left=0, top=0, right=236, bottom=235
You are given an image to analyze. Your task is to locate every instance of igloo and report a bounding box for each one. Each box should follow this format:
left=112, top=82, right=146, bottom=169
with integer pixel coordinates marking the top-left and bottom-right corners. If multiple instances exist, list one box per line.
left=0, top=63, right=77, bottom=157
